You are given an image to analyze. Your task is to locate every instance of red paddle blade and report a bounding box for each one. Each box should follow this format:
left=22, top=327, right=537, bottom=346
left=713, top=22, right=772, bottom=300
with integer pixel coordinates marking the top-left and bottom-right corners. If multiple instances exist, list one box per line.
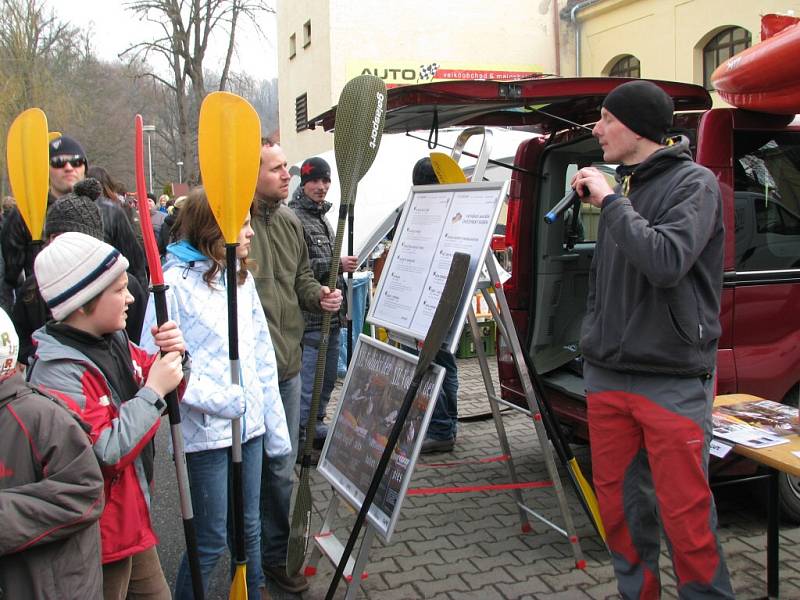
left=134, top=114, right=164, bottom=286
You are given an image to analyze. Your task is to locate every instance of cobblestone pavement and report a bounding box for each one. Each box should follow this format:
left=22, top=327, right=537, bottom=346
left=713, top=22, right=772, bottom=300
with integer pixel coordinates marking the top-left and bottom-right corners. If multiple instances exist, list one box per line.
left=153, top=356, right=800, bottom=599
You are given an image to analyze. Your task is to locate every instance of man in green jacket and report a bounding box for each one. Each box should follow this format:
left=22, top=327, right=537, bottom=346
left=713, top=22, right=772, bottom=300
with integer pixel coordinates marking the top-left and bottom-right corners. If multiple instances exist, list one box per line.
left=251, top=140, right=342, bottom=593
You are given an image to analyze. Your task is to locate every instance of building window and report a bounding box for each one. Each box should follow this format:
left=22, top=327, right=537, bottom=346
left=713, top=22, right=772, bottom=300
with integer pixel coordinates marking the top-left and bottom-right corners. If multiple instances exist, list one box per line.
left=295, top=93, right=308, bottom=132
left=609, top=55, right=640, bottom=78
left=303, top=20, right=311, bottom=47
left=289, top=33, right=296, bottom=59
left=703, top=26, right=751, bottom=89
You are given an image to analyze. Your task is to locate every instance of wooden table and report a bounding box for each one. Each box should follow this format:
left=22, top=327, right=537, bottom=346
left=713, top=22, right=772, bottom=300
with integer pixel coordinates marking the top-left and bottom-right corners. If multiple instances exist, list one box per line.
left=714, top=394, right=800, bottom=599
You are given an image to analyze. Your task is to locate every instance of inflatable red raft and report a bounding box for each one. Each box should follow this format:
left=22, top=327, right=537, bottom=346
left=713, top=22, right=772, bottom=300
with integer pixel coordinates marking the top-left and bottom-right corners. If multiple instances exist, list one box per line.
left=711, top=17, right=800, bottom=114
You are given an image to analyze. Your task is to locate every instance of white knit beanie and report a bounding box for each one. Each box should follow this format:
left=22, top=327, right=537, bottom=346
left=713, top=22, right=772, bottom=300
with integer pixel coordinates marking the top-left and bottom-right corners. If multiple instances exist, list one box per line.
left=35, top=231, right=130, bottom=321
left=0, top=308, right=19, bottom=382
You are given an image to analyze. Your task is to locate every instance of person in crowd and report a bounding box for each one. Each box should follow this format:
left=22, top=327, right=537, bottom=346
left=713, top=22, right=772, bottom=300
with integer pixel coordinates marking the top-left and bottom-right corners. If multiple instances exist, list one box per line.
left=571, top=80, right=734, bottom=599
left=140, top=189, right=290, bottom=600
left=87, top=165, right=125, bottom=205
left=11, top=179, right=148, bottom=367
left=250, top=139, right=342, bottom=593
left=407, top=157, right=462, bottom=454
left=147, top=192, right=167, bottom=240
left=158, top=194, right=170, bottom=213
left=88, top=165, right=149, bottom=289
left=289, top=156, right=358, bottom=448
left=0, top=307, right=105, bottom=599
left=158, top=195, right=186, bottom=256
left=27, top=231, right=189, bottom=600
left=1, top=135, right=87, bottom=297
left=1, top=196, right=14, bottom=222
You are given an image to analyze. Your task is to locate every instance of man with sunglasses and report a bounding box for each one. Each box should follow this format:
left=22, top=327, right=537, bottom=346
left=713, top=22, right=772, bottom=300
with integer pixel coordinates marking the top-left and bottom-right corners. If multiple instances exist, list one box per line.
left=1, top=135, right=88, bottom=299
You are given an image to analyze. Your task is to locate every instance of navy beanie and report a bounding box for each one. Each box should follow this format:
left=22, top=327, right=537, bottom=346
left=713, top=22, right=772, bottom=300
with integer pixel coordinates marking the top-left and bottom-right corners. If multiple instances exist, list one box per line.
left=300, top=157, right=331, bottom=185
left=602, top=81, right=674, bottom=143
left=412, top=157, right=437, bottom=185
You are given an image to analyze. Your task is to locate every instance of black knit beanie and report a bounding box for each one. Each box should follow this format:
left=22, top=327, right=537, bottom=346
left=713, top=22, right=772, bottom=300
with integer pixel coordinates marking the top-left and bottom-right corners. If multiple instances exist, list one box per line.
left=602, top=81, right=674, bottom=143
left=48, top=135, right=88, bottom=163
left=45, top=178, right=104, bottom=240
left=300, top=157, right=331, bottom=185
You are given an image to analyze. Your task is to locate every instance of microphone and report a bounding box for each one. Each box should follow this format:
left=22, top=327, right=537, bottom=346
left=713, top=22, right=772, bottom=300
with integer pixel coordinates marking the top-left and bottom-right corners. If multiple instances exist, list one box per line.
left=544, top=187, right=586, bottom=224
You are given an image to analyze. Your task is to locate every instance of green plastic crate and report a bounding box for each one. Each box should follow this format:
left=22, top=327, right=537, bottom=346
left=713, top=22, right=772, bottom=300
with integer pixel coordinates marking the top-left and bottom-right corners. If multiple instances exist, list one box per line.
left=456, top=320, right=497, bottom=359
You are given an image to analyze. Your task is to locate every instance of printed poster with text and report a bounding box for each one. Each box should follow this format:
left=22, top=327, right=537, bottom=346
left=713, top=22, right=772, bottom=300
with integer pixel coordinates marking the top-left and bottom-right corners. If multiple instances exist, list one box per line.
left=369, top=181, right=507, bottom=350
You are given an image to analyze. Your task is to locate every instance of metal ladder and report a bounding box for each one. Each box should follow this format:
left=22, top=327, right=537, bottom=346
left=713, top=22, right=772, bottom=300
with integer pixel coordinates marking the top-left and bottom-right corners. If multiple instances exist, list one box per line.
left=455, top=127, right=586, bottom=567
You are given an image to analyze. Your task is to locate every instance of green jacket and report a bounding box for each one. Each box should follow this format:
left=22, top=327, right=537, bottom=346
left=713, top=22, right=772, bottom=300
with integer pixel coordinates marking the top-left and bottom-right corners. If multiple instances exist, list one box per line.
left=250, top=197, right=322, bottom=380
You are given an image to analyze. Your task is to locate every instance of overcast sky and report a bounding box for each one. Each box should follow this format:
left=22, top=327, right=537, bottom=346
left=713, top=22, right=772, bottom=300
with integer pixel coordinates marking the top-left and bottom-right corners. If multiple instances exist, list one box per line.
left=52, top=1, right=278, bottom=81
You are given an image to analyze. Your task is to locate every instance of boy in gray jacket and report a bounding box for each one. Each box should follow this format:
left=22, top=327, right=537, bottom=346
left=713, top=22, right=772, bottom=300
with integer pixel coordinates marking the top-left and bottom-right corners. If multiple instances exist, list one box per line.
left=0, top=307, right=105, bottom=599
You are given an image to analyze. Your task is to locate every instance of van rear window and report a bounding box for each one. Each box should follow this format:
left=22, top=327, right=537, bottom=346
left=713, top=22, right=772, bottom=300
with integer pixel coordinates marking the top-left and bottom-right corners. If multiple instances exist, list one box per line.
left=734, top=132, right=800, bottom=271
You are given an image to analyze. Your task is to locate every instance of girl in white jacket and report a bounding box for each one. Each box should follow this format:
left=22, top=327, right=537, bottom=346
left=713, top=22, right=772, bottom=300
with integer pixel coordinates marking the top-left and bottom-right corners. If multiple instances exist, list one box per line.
left=141, top=189, right=290, bottom=600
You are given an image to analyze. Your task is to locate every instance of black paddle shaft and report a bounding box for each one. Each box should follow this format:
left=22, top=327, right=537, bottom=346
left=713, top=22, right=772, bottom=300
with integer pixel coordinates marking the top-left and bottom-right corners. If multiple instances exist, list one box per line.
left=226, top=245, right=246, bottom=564
left=326, top=252, right=471, bottom=599
left=347, top=203, right=354, bottom=366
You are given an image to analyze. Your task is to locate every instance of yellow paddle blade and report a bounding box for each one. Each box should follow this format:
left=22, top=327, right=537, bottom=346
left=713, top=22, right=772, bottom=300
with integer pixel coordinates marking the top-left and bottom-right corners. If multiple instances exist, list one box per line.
left=569, top=457, right=606, bottom=542
left=6, top=108, right=49, bottom=241
left=229, top=563, right=248, bottom=600
left=198, top=91, right=261, bottom=244
left=430, top=152, right=468, bottom=184
left=48, top=131, right=61, bottom=141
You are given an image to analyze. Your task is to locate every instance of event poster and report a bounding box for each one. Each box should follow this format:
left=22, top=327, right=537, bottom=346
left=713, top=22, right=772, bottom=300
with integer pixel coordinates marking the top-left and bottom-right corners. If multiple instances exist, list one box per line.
left=317, top=335, right=444, bottom=542
left=368, top=181, right=507, bottom=351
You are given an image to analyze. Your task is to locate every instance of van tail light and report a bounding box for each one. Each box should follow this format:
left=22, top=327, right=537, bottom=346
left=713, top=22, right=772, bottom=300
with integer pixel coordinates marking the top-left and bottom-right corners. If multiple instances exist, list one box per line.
left=503, top=180, right=522, bottom=301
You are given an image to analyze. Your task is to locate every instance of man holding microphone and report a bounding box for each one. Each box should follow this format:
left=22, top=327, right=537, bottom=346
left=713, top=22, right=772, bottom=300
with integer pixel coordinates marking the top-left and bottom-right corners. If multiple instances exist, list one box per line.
left=572, top=80, right=734, bottom=599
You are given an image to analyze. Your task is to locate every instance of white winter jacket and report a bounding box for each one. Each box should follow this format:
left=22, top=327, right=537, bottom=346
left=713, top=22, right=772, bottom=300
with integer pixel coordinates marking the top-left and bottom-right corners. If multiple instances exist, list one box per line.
left=141, top=252, right=291, bottom=456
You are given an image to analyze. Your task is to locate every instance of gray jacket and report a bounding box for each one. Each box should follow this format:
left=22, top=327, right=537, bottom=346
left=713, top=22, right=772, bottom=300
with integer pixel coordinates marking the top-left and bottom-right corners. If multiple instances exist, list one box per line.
left=580, top=137, right=724, bottom=376
left=0, top=374, right=104, bottom=599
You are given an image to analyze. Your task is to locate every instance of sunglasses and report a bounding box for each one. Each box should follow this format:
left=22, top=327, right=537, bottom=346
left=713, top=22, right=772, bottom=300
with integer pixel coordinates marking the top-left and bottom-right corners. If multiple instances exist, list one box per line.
left=50, top=155, right=86, bottom=169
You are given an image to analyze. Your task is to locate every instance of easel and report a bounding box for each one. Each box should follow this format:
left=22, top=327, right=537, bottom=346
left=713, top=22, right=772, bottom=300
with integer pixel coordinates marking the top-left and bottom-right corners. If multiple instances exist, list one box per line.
left=453, top=127, right=585, bottom=567
left=468, top=254, right=585, bottom=566
left=305, top=493, right=375, bottom=599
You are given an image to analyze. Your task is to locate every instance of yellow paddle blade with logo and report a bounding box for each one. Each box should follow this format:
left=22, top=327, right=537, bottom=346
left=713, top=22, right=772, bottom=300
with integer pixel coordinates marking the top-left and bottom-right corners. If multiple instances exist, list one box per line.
left=198, top=91, right=262, bottom=244
left=430, top=152, right=468, bottom=184
left=7, top=108, right=49, bottom=241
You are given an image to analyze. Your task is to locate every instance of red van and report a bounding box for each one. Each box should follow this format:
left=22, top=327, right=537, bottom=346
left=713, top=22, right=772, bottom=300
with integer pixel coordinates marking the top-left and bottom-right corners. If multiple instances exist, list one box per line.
left=314, top=76, right=800, bottom=519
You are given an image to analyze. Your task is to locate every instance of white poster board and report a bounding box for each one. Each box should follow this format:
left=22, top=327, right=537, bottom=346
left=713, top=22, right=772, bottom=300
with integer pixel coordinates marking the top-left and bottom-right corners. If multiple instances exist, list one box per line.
left=317, top=335, right=444, bottom=542
left=368, top=181, right=508, bottom=352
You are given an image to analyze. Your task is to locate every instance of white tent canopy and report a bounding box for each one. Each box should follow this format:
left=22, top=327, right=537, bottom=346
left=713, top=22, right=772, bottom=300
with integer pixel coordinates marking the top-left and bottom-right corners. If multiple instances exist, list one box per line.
left=289, top=127, right=537, bottom=264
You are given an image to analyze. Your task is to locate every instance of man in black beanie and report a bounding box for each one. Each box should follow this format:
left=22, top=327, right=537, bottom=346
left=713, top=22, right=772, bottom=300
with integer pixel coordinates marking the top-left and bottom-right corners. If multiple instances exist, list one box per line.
left=47, top=135, right=88, bottom=198
left=10, top=178, right=148, bottom=367
left=571, top=80, right=734, bottom=599
left=1, top=134, right=88, bottom=297
left=289, top=155, right=358, bottom=450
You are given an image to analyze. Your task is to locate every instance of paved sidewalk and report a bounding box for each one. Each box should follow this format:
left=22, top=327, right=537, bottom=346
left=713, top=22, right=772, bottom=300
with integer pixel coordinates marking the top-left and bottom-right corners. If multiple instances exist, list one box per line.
left=153, top=356, right=800, bottom=599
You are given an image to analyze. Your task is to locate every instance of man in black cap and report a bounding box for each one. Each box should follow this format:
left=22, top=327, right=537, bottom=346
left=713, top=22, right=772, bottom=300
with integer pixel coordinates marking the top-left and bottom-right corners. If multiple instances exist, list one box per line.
left=572, top=80, right=734, bottom=599
left=1, top=135, right=88, bottom=298
left=289, top=156, right=357, bottom=448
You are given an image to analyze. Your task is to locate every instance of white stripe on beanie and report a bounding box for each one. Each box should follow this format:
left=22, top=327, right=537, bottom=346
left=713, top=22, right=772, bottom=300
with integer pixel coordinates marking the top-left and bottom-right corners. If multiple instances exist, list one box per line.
left=34, top=231, right=130, bottom=321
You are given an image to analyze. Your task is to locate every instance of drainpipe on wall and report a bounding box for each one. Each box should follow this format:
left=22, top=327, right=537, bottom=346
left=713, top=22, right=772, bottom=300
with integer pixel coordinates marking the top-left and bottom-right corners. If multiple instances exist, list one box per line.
left=570, top=0, right=602, bottom=76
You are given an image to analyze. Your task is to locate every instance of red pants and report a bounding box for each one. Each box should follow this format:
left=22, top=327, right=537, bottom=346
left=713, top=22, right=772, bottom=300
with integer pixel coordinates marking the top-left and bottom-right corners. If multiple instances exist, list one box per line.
left=585, top=363, right=733, bottom=599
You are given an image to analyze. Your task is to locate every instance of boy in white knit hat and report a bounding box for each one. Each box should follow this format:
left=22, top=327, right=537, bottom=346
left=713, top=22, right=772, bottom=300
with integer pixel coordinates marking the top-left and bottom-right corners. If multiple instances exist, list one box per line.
left=27, top=231, right=190, bottom=600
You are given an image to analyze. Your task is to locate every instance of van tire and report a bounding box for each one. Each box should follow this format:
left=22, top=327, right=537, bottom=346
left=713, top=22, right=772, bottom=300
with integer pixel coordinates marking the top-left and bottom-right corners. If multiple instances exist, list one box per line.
left=777, top=385, right=800, bottom=523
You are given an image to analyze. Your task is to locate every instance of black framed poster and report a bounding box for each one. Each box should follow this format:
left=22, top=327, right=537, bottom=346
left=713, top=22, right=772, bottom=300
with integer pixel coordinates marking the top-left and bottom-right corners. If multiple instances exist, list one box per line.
left=317, top=335, right=444, bottom=542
